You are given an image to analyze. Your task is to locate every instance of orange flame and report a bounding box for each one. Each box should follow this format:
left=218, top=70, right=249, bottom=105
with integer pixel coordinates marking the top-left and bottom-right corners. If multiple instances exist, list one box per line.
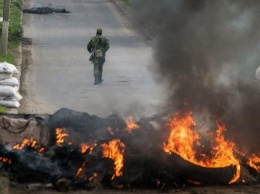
left=163, top=111, right=240, bottom=184
left=13, top=138, right=37, bottom=150
left=187, top=179, right=201, bottom=185
left=88, top=173, right=98, bottom=181
left=210, top=122, right=240, bottom=183
left=125, top=116, right=139, bottom=133
left=80, top=143, right=97, bottom=154
left=56, top=128, right=70, bottom=145
left=163, top=112, right=199, bottom=160
left=248, top=154, right=260, bottom=173
left=38, top=147, right=45, bottom=153
left=77, top=162, right=86, bottom=177
left=102, top=139, right=125, bottom=179
left=0, top=157, right=11, bottom=164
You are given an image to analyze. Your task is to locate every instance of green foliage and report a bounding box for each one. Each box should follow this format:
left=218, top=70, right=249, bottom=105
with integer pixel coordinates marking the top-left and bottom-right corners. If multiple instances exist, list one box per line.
left=11, top=0, right=22, bottom=10
left=0, top=105, right=8, bottom=113
left=121, top=0, right=132, bottom=5
left=0, top=0, right=23, bottom=48
left=0, top=52, right=15, bottom=64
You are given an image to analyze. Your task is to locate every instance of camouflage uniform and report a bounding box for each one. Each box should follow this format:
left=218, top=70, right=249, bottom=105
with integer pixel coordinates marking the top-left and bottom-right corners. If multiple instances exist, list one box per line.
left=87, top=29, right=110, bottom=84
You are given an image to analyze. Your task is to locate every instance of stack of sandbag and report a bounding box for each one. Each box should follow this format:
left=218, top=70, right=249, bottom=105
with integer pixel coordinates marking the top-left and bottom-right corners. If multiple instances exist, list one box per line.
left=0, top=61, right=22, bottom=108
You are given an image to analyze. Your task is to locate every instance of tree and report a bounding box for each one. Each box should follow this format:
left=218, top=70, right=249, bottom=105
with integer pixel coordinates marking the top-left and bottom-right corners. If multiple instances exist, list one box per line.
left=1, top=0, right=10, bottom=56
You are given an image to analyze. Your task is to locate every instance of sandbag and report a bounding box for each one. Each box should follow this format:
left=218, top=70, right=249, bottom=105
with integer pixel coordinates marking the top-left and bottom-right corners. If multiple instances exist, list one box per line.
left=0, top=96, right=6, bottom=100
left=0, top=77, right=19, bottom=87
left=0, top=100, right=20, bottom=108
left=3, top=92, right=23, bottom=102
left=0, top=73, right=12, bottom=81
left=0, top=61, right=19, bottom=77
left=0, top=86, right=18, bottom=96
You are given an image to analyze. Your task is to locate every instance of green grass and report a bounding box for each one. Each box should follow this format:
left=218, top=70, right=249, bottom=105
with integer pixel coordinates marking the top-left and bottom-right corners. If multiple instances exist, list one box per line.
left=0, top=0, right=23, bottom=49
left=121, top=0, right=132, bottom=5
left=0, top=52, right=15, bottom=64
left=0, top=105, right=8, bottom=113
left=0, top=0, right=22, bottom=113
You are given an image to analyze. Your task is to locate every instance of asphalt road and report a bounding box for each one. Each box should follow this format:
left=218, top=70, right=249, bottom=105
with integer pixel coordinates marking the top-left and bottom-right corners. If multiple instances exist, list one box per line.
left=19, top=0, right=166, bottom=117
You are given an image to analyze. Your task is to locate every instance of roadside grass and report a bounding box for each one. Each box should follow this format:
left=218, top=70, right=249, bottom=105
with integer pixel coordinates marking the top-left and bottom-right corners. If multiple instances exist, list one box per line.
left=0, top=0, right=23, bottom=49
left=121, top=0, right=132, bottom=5
left=0, top=0, right=23, bottom=113
left=0, top=52, right=15, bottom=64
left=0, top=105, right=8, bottom=113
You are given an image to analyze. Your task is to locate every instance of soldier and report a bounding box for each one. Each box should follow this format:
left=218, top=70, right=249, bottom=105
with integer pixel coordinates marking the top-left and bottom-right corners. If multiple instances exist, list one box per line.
left=87, top=28, right=110, bottom=85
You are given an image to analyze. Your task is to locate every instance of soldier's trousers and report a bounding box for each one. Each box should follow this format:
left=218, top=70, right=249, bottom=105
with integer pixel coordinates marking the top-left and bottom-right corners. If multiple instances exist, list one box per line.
left=93, top=57, right=105, bottom=77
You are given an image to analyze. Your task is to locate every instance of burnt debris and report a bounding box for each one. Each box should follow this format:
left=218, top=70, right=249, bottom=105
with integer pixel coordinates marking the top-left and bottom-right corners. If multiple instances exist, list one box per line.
left=22, top=7, right=70, bottom=14
left=0, top=108, right=260, bottom=191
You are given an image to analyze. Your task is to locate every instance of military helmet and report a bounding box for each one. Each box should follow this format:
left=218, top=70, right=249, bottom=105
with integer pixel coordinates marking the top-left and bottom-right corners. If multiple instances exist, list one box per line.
left=96, top=28, right=102, bottom=35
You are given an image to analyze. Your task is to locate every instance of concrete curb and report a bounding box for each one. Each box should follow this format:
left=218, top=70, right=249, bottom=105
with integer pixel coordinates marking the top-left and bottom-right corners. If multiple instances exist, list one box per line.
left=110, top=0, right=128, bottom=14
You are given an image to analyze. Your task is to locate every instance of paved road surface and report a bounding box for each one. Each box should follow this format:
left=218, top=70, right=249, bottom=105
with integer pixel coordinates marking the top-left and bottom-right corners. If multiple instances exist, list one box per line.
left=19, top=0, right=166, bottom=117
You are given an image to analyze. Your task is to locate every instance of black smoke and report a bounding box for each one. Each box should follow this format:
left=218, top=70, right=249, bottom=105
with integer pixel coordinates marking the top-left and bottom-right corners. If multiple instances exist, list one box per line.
left=131, top=0, right=260, bottom=153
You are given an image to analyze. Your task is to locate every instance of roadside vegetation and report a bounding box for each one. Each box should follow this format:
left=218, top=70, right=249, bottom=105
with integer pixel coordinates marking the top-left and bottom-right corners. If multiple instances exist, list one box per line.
left=0, top=0, right=23, bottom=113
left=0, top=52, right=15, bottom=64
left=122, top=0, right=132, bottom=5
left=0, top=0, right=23, bottom=63
left=0, top=105, right=7, bottom=113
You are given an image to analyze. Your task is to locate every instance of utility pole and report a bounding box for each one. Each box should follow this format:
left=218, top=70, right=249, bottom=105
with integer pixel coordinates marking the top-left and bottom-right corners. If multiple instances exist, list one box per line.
left=1, top=0, right=10, bottom=56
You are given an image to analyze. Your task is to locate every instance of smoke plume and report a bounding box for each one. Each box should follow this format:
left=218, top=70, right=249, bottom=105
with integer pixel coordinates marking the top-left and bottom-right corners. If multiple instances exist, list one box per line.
left=131, top=0, right=260, bottom=153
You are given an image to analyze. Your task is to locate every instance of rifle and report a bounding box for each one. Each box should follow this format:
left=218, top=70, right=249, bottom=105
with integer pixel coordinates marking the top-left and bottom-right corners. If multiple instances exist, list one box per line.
left=89, top=37, right=101, bottom=62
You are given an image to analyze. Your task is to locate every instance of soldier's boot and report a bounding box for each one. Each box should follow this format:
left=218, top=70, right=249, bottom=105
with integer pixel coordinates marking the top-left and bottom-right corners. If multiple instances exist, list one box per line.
left=99, top=75, right=103, bottom=83
left=94, top=76, right=99, bottom=85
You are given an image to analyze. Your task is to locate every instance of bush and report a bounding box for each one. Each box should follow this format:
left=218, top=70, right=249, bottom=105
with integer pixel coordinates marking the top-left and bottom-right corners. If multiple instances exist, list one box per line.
left=0, top=0, right=23, bottom=48
left=0, top=52, right=15, bottom=64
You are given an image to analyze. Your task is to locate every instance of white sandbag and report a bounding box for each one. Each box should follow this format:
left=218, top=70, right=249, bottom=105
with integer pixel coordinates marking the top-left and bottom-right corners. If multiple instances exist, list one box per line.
left=14, top=92, right=22, bottom=101
left=3, top=92, right=22, bottom=102
left=0, top=73, right=12, bottom=81
left=0, top=61, right=19, bottom=77
left=0, top=96, right=6, bottom=100
left=0, top=100, right=20, bottom=108
left=0, top=86, right=17, bottom=96
left=0, top=77, right=19, bottom=87
left=256, top=66, right=260, bottom=80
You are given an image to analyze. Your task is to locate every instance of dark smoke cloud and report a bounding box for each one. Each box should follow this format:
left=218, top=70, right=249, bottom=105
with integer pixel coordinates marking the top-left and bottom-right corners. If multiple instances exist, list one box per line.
left=131, top=0, right=260, bottom=153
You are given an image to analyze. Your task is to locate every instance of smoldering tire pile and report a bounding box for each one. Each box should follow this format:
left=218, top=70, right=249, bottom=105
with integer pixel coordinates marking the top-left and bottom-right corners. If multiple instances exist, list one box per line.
left=22, top=7, right=70, bottom=14
left=0, top=62, right=22, bottom=109
left=0, top=108, right=260, bottom=192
